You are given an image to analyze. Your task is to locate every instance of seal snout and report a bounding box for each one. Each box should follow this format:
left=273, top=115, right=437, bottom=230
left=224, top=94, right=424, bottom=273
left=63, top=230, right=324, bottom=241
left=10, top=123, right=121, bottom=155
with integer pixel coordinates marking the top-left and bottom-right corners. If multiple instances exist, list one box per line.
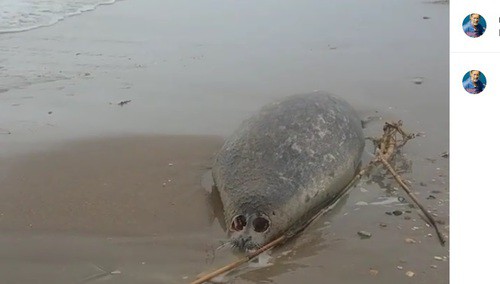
left=232, top=235, right=253, bottom=250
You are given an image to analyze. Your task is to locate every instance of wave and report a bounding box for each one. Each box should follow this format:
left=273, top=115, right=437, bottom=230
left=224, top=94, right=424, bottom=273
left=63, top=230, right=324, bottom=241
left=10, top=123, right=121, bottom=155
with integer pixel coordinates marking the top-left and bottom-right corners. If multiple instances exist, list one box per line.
left=0, top=0, right=117, bottom=34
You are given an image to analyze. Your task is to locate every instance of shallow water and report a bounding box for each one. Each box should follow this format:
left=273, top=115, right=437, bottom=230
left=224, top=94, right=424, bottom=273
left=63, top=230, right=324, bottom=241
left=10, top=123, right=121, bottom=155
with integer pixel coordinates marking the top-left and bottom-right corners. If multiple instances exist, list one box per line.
left=0, top=0, right=116, bottom=34
left=0, top=0, right=448, bottom=283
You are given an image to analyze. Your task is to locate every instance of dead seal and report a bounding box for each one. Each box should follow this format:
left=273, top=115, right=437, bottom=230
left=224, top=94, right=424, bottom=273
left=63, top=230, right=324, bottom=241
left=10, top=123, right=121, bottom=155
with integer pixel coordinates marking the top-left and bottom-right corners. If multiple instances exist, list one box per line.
left=212, top=92, right=364, bottom=251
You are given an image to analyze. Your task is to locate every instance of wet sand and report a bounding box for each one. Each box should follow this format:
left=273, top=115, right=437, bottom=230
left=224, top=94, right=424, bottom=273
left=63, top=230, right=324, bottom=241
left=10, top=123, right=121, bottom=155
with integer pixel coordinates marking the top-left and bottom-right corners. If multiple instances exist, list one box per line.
left=0, top=135, right=222, bottom=236
left=1, top=0, right=448, bottom=283
left=0, top=135, right=227, bottom=284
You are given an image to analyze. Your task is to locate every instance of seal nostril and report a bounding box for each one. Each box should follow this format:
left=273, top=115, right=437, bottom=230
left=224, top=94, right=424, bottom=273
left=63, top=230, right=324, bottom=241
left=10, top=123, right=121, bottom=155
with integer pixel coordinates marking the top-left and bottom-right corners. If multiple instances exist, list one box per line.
left=230, top=215, right=247, bottom=231
left=252, top=217, right=269, bottom=233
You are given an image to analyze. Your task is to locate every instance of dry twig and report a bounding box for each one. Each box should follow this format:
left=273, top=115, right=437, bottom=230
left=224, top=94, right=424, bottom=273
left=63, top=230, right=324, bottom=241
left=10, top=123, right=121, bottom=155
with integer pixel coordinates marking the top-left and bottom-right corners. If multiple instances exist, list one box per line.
left=190, top=236, right=286, bottom=284
left=374, top=121, right=446, bottom=245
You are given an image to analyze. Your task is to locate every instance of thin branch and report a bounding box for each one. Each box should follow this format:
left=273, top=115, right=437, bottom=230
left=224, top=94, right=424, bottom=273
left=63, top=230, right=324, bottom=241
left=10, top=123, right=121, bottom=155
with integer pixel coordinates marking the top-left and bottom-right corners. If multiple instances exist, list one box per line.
left=191, top=120, right=446, bottom=283
left=378, top=157, right=446, bottom=245
left=190, top=236, right=286, bottom=284
left=376, top=121, right=446, bottom=245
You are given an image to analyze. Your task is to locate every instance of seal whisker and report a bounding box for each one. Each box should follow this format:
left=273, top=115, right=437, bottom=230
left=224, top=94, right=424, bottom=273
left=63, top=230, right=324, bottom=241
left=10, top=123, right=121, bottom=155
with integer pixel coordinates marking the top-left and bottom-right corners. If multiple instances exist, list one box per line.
left=216, top=240, right=232, bottom=251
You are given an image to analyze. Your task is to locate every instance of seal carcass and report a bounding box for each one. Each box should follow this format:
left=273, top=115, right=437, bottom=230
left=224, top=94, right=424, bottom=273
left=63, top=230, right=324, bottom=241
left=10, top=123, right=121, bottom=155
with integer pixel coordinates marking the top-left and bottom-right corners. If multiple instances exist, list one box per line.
left=212, top=92, right=365, bottom=251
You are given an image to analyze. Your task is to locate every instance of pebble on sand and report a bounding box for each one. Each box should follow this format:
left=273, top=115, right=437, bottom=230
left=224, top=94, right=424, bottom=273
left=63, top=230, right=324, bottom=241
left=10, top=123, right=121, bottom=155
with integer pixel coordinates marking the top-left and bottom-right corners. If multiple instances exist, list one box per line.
left=406, top=271, right=415, bottom=277
left=412, top=77, right=423, bottom=84
left=357, top=231, right=372, bottom=239
left=393, top=210, right=403, bottom=216
left=405, top=238, right=416, bottom=244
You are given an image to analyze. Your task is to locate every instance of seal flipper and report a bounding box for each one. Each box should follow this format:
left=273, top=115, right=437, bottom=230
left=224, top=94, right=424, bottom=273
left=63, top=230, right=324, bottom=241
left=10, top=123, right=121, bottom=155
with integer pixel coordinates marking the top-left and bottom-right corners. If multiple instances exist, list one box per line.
left=209, top=184, right=227, bottom=231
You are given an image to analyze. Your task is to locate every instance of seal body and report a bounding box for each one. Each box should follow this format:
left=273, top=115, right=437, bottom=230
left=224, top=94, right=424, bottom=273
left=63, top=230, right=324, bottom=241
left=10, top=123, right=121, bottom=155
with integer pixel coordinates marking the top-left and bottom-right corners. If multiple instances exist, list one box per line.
left=212, top=92, right=364, bottom=250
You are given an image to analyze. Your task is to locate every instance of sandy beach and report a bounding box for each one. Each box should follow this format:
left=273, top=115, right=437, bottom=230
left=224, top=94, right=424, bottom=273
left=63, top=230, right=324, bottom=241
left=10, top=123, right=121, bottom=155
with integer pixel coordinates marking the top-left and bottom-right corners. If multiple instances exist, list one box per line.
left=1, top=0, right=449, bottom=283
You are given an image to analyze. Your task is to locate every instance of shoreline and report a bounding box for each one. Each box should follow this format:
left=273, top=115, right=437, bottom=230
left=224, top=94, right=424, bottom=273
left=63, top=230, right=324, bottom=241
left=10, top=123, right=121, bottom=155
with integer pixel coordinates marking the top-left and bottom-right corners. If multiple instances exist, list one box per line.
left=0, top=0, right=118, bottom=35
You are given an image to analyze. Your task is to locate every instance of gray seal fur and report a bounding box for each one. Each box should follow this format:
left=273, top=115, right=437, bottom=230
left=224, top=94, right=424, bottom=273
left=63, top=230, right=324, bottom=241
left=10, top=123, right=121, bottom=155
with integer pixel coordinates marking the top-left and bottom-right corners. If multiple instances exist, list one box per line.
left=212, top=92, right=364, bottom=250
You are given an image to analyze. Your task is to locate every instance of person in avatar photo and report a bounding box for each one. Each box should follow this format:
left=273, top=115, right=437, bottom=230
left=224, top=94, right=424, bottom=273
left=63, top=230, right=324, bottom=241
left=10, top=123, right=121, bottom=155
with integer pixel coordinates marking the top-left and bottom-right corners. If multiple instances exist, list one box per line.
left=463, top=70, right=486, bottom=94
left=462, top=13, right=486, bottom=38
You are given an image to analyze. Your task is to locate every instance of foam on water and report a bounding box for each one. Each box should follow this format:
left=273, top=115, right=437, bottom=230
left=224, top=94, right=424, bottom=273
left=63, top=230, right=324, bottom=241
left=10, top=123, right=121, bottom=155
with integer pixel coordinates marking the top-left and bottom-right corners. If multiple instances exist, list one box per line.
left=0, top=0, right=116, bottom=34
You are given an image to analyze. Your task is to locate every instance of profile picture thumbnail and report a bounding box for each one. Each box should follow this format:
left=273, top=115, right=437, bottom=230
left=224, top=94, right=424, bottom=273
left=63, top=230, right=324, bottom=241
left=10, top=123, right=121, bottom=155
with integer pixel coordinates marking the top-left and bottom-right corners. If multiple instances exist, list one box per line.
left=462, top=70, right=486, bottom=94
left=462, top=13, right=486, bottom=38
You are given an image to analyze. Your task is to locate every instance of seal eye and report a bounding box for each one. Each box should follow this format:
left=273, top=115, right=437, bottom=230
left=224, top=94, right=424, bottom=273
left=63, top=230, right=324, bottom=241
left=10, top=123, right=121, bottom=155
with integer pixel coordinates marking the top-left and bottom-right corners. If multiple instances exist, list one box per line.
left=252, top=217, right=270, bottom=233
left=230, top=215, right=247, bottom=231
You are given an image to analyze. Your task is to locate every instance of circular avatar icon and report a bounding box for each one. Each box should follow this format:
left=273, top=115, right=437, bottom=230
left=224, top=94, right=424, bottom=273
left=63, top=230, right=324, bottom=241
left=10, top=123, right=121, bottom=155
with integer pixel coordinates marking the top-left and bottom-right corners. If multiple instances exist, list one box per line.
left=462, top=13, right=486, bottom=38
left=462, top=70, right=486, bottom=94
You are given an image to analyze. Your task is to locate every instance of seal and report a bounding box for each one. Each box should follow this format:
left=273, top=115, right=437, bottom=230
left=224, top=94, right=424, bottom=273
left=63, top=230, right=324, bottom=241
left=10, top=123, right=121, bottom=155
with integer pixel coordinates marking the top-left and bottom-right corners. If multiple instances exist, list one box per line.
left=212, top=92, right=365, bottom=251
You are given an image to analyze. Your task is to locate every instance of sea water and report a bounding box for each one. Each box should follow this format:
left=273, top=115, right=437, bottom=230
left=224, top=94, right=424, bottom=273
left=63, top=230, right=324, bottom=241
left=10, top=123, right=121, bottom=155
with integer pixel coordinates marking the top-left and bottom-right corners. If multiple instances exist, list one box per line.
left=0, top=0, right=116, bottom=33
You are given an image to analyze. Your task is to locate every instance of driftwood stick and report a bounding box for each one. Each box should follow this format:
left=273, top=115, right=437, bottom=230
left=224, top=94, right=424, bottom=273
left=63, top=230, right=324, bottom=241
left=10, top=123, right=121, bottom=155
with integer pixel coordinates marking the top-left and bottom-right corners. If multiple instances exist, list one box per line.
left=191, top=120, right=445, bottom=283
left=191, top=143, right=383, bottom=283
left=190, top=235, right=286, bottom=284
left=376, top=121, right=446, bottom=245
